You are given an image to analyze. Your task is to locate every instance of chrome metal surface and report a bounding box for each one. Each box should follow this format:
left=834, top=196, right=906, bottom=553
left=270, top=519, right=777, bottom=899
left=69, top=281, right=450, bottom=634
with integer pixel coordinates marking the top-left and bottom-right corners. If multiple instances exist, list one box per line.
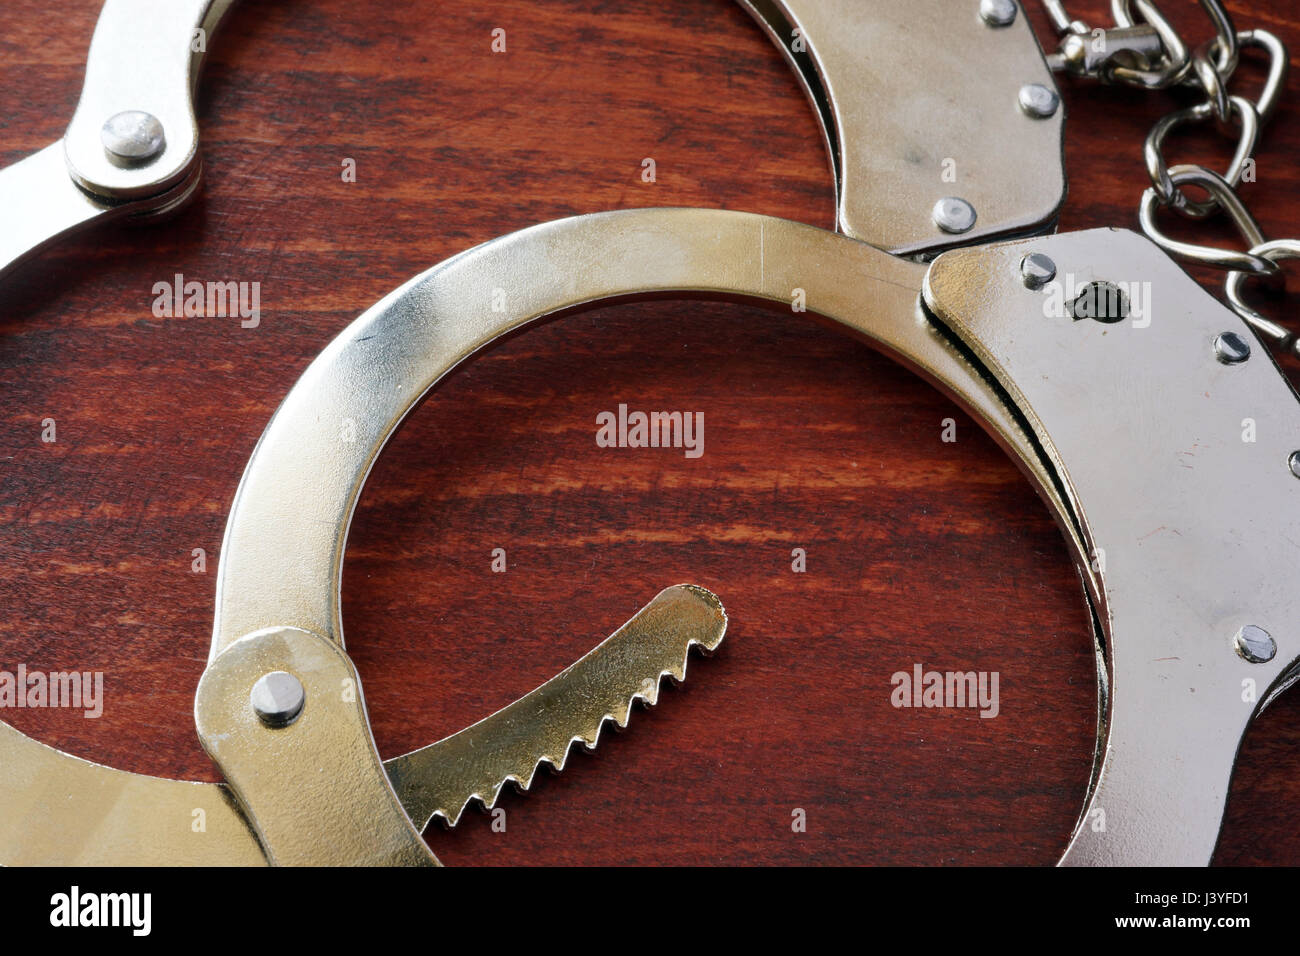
left=3, top=1, right=1078, bottom=866
left=1139, top=167, right=1276, bottom=276
left=924, top=227, right=1300, bottom=866
left=210, top=207, right=1091, bottom=666
left=1020, top=252, right=1057, bottom=289
left=1049, top=24, right=1164, bottom=79
left=1225, top=239, right=1300, bottom=359
left=1040, top=0, right=1079, bottom=36
left=0, top=0, right=237, bottom=280
left=0, top=587, right=730, bottom=865
left=1237, top=29, right=1288, bottom=124
left=933, top=197, right=977, bottom=235
left=389, top=584, right=727, bottom=830
left=1109, top=0, right=1238, bottom=81
left=1042, top=0, right=1296, bottom=358
left=1213, top=331, right=1251, bottom=364
left=250, top=671, right=306, bottom=728
left=64, top=0, right=231, bottom=201
left=5, top=0, right=1294, bottom=870
left=1018, top=82, right=1060, bottom=117
left=206, top=207, right=1097, bottom=860
left=100, top=109, right=166, bottom=162
left=1234, top=625, right=1276, bottom=664
left=1143, top=97, right=1258, bottom=218
left=0, top=144, right=111, bottom=278
left=195, top=626, right=438, bottom=866
left=980, top=0, right=1018, bottom=28
left=738, top=0, right=1065, bottom=255
left=0, top=721, right=266, bottom=866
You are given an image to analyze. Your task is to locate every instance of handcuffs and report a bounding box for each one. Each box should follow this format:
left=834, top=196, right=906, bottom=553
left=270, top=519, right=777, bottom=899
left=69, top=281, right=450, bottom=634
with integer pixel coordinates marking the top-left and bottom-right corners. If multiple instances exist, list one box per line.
left=1, top=0, right=1297, bottom=867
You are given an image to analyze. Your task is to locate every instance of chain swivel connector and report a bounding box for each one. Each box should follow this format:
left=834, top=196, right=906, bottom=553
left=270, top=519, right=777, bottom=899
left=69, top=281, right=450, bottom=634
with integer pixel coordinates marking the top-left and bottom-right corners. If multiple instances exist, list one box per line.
left=1046, top=23, right=1166, bottom=82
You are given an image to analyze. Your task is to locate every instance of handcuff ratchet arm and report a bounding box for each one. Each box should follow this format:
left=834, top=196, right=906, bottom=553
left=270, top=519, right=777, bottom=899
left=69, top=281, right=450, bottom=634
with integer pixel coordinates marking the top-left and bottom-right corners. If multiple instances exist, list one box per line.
left=199, top=207, right=1083, bottom=863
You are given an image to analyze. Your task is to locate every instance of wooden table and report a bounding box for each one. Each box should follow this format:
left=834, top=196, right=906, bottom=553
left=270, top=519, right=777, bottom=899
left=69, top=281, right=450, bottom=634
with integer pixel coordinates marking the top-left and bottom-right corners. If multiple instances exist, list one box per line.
left=2, top=0, right=1297, bottom=865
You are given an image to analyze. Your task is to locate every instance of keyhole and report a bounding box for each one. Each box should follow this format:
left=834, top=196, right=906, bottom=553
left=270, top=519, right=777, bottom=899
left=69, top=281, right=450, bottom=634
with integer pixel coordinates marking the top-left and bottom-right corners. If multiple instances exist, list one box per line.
left=1071, top=281, right=1130, bottom=324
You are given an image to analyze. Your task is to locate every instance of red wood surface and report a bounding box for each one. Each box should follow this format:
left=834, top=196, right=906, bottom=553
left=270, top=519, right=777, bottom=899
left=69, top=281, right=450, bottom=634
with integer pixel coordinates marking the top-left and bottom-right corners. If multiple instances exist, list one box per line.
left=1, top=0, right=1299, bottom=866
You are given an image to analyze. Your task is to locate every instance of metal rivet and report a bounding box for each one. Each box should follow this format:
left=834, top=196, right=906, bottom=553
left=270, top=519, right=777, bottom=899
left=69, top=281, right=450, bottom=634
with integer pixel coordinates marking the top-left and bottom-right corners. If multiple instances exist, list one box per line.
left=1018, top=83, right=1060, bottom=119
left=933, top=196, right=977, bottom=234
left=1020, top=252, right=1056, bottom=290
left=1213, top=331, right=1251, bottom=364
left=100, top=110, right=165, bottom=162
left=250, top=671, right=306, bottom=728
left=1289, top=451, right=1300, bottom=480
left=979, top=0, right=1018, bottom=27
left=1233, top=625, right=1276, bottom=664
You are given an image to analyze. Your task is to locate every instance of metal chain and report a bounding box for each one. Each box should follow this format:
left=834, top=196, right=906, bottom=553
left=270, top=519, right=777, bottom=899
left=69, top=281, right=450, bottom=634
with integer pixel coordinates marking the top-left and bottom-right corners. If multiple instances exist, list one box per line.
left=1040, top=0, right=1298, bottom=359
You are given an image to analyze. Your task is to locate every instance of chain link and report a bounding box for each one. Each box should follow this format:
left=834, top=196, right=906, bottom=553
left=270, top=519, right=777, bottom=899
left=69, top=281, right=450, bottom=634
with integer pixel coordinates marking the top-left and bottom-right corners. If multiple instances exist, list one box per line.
left=1042, top=1, right=1298, bottom=360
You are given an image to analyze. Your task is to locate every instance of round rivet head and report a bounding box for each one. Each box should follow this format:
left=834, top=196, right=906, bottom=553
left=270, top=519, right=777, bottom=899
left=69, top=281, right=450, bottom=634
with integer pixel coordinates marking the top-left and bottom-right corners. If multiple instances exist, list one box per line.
left=100, top=110, right=165, bottom=162
left=1233, top=625, right=1276, bottom=664
left=1213, top=331, right=1251, bottom=364
left=980, top=0, right=1018, bottom=27
left=1019, top=83, right=1060, bottom=119
left=250, top=671, right=306, bottom=727
left=1289, top=451, right=1300, bottom=480
left=933, top=196, right=977, bottom=234
left=1020, top=252, right=1057, bottom=290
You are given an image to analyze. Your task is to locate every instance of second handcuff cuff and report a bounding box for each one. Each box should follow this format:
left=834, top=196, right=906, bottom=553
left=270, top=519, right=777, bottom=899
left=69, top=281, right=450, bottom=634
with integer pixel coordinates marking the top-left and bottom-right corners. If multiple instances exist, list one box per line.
left=1, top=0, right=1298, bottom=867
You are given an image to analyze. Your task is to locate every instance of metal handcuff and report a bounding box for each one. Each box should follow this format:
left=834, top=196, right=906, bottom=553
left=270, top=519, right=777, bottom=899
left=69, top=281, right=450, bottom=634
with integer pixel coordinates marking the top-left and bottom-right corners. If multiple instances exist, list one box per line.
left=1, top=0, right=1298, bottom=867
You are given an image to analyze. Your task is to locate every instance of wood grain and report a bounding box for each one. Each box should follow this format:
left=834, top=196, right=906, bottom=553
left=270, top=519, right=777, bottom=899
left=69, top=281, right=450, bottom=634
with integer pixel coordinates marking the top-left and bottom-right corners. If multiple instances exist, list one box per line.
left=1, top=0, right=1297, bottom=866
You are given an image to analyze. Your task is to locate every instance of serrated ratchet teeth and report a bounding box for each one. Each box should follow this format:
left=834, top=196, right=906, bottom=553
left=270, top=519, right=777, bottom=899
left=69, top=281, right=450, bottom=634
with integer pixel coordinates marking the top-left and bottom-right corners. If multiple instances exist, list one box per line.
left=383, top=584, right=727, bottom=830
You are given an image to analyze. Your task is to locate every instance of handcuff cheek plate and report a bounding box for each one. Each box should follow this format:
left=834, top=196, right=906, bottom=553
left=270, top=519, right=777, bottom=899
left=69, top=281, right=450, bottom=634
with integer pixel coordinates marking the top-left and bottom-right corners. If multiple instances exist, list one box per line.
left=0, top=721, right=264, bottom=866
left=739, top=0, right=1066, bottom=255
left=925, top=228, right=1300, bottom=865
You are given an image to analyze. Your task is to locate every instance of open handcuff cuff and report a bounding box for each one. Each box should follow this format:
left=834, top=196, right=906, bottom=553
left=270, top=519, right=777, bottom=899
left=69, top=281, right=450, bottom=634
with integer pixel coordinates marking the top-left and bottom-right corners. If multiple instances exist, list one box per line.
left=2, top=0, right=1298, bottom=867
